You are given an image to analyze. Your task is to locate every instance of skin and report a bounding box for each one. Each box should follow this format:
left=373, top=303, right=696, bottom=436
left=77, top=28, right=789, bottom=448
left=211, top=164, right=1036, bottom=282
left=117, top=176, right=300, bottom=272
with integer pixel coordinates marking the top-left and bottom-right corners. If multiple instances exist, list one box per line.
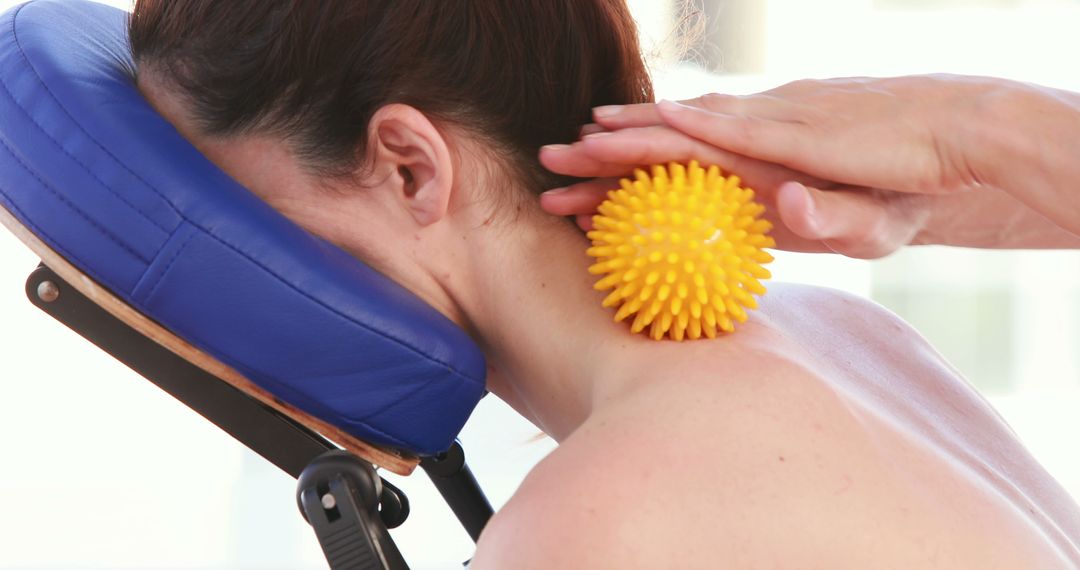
left=140, top=74, right=1080, bottom=568
left=540, top=74, right=1080, bottom=258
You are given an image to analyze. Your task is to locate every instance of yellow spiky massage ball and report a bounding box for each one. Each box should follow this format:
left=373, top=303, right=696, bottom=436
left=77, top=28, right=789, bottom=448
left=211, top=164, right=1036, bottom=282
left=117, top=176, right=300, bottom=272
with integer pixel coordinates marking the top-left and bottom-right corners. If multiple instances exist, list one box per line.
left=587, top=161, right=776, bottom=341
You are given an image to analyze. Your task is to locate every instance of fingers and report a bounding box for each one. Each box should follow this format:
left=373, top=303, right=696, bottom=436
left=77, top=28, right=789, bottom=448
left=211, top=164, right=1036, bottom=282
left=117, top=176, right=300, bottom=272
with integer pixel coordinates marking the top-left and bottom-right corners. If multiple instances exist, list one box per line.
left=590, top=92, right=742, bottom=128
left=539, top=142, right=642, bottom=180
left=544, top=178, right=842, bottom=254
left=656, top=100, right=812, bottom=171
left=541, top=176, right=925, bottom=259
left=539, top=178, right=620, bottom=217
left=592, top=93, right=801, bottom=130
left=550, top=103, right=816, bottom=181
left=592, top=103, right=664, bottom=129
left=540, top=126, right=826, bottom=196
left=540, top=126, right=744, bottom=178
left=591, top=95, right=731, bottom=130
left=537, top=170, right=845, bottom=256
left=579, top=123, right=607, bottom=137
left=775, top=182, right=925, bottom=259
left=578, top=127, right=742, bottom=171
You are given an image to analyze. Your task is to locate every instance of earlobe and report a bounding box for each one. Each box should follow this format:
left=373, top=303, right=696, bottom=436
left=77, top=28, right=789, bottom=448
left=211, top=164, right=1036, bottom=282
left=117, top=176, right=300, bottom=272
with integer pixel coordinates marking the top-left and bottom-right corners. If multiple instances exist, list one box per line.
left=369, top=105, right=454, bottom=227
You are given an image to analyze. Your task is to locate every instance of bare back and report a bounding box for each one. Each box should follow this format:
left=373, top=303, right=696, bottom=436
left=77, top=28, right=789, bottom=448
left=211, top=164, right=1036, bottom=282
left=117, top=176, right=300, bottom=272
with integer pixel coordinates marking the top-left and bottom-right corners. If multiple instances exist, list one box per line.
left=473, top=283, right=1080, bottom=569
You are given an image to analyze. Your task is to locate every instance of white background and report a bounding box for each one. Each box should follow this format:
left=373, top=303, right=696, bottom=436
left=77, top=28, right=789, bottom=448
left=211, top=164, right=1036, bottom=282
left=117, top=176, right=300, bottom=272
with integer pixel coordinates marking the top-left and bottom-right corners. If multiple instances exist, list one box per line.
left=1, top=0, right=1078, bottom=568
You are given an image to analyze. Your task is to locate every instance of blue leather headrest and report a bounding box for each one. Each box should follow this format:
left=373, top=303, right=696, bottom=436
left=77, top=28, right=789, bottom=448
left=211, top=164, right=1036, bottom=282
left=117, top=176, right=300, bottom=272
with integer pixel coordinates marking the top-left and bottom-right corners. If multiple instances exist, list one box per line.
left=0, top=0, right=486, bottom=455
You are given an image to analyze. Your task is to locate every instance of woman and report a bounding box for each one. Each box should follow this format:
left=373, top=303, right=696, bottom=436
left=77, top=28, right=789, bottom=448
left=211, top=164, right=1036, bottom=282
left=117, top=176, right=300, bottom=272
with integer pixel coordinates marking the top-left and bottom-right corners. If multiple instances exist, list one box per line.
left=129, top=2, right=1080, bottom=567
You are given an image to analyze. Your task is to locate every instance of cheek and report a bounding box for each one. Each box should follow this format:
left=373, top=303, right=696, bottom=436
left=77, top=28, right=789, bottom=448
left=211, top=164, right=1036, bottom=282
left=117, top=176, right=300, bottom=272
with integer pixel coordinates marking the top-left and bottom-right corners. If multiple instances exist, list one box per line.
left=284, top=193, right=463, bottom=323
left=272, top=196, right=377, bottom=254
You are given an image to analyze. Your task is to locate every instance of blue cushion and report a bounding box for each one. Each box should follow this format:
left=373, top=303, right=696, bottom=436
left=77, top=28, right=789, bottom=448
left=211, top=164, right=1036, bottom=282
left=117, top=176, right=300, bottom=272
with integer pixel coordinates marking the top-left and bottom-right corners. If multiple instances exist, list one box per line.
left=0, top=0, right=487, bottom=455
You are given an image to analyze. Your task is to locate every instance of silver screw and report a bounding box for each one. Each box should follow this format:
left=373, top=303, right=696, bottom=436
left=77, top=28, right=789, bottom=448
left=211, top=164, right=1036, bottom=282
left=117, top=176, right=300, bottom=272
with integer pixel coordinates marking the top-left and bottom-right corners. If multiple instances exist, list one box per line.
left=321, top=493, right=337, bottom=510
left=37, top=281, right=59, bottom=303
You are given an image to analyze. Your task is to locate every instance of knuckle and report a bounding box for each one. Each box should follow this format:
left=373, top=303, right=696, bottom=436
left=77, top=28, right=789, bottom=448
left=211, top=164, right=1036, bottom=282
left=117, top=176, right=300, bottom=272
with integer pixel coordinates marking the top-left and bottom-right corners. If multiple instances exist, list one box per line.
left=700, top=92, right=738, bottom=112
left=783, top=78, right=814, bottom=92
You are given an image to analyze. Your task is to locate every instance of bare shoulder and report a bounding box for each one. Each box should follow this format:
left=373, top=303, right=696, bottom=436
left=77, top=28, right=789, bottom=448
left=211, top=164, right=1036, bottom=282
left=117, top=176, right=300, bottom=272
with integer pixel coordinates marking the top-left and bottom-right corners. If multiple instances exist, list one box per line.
left=757, top=282, right=948, bottom=380
left=760, top=281, right=913, bottom=335
left=471, top=348, right=1067, bottom=569
left=470, top=363, right=901, bottom=569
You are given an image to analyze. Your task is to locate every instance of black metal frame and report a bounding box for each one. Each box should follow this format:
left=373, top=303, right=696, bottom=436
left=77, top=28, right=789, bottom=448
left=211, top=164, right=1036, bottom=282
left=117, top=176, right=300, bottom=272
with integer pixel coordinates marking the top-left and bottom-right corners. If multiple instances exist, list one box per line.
left=24, top=263, right=493, bottom=569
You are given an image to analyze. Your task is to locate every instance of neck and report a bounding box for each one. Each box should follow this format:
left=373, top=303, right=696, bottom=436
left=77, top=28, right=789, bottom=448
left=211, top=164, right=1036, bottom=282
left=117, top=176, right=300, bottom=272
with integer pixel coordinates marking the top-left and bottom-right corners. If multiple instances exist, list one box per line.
left=442, top=211, right=654, bottom=440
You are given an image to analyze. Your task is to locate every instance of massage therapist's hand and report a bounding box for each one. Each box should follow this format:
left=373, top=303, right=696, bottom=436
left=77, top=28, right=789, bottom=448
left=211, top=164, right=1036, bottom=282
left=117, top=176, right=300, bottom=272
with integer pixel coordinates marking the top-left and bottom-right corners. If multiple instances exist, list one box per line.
left=541, top=75, right=1080, bottom=257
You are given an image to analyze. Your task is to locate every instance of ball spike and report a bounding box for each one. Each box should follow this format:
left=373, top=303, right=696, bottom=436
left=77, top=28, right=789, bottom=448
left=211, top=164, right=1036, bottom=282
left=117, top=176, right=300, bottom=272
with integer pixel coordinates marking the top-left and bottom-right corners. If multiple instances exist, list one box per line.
left=688, top=318, right=702, bottom=340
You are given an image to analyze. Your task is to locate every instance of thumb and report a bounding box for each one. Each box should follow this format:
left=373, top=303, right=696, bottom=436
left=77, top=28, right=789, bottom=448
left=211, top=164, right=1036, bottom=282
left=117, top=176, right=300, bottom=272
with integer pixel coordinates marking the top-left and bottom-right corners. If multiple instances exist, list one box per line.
left=539, top=178, right=621, bottom=217
left=776, top=181, right=923, bottom=259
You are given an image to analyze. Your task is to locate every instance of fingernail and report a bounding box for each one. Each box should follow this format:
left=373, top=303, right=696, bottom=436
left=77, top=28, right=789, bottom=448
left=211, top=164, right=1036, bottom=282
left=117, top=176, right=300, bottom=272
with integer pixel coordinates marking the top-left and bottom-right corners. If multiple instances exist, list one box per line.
left=543, top=187, right=570, bottom=196
left=594, top=105, right=623, bottom=118
left=583, top=132, right=612, bottom=140
left=541, top=144, right=571, bottom=152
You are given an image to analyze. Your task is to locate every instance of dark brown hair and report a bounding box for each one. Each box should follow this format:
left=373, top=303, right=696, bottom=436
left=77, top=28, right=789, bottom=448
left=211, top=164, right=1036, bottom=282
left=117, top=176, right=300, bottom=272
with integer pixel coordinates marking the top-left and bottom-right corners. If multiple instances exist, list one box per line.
left=128, top=1, right=654, bottom=193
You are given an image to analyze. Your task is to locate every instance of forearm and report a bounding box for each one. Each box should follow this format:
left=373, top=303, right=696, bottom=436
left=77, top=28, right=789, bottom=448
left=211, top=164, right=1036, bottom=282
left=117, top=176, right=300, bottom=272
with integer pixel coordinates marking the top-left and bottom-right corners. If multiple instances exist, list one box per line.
left=963, top=80, right=1080, bottom=240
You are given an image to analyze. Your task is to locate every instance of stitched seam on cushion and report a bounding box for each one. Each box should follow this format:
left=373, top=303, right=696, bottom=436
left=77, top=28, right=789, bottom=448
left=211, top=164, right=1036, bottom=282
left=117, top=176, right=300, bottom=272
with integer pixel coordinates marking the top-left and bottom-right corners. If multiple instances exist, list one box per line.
left=129, top=220, right=183, bottom=299
left=6, top=3, right=170, bottom=234
left=0, top=136, right=151, bottom=264
left=7, top=4, right=484, bottom=390
left=0, top=184, right=421, bottom=452
left=142, top=227, right=196, bottom=304
left=246, top=368, right=436, bottom=450
left=351, top=372, right=445, bottom=424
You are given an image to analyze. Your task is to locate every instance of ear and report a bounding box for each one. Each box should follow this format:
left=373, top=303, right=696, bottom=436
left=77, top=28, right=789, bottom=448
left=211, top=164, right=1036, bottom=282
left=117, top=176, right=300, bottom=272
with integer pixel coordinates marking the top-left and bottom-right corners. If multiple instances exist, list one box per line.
left=368, top=104, right=455, bottom=227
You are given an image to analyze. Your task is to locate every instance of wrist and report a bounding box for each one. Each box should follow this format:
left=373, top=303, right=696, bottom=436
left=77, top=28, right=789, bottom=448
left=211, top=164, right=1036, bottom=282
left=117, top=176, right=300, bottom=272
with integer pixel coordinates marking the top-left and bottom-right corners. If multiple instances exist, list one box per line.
left=910, top=77, right=1010, bottom=246
left=918, top=76, right=1080, bottom=244
left=937, top=76, right=1020, bottom=192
